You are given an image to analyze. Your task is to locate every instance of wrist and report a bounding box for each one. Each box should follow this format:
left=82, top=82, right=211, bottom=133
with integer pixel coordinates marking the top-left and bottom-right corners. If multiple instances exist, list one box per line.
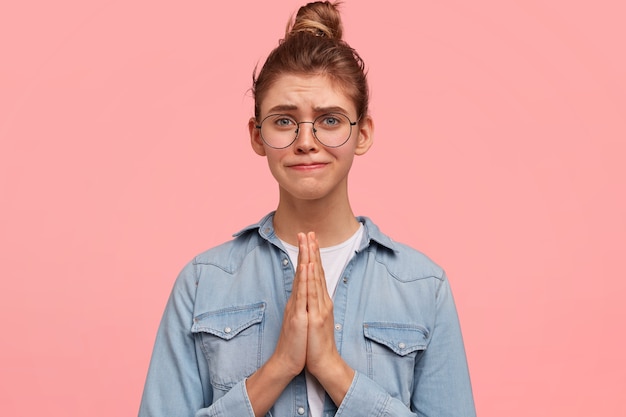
left=311, top=356, right=355, bottom=407
left=269, top=352, right=304, bottom=380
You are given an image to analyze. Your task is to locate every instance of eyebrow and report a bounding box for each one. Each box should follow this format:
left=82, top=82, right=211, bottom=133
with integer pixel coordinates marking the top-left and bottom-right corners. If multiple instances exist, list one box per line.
left=266, top=105, right=351, bottom=115
left=266, top=104, right=298, bottom=113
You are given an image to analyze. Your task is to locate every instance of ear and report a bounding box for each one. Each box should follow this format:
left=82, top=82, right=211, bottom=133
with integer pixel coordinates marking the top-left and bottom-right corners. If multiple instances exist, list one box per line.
left=249, top=117, right=267, bottom=156
left=354, top=115, right=374, bottom=156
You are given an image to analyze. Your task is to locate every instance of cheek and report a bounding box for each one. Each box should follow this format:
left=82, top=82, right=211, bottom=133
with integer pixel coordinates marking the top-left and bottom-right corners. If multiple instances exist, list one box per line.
left=263, top=151, right=286, bottom=175
left=264, top=149, right=283, bottom=163
left=334, top=145, right=358, bottom=162
left=332, top=150, right=357, bottom=175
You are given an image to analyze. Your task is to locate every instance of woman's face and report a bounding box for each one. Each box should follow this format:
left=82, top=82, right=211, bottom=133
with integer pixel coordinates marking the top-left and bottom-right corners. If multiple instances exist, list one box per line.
left=249, top=73, right=373, bottom=203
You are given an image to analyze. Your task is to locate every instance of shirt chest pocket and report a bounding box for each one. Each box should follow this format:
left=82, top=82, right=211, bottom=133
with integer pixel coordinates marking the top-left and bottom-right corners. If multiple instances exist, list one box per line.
left=363, top=323, right=430, bottom=401
left=192, top=302, right=266, bottom=391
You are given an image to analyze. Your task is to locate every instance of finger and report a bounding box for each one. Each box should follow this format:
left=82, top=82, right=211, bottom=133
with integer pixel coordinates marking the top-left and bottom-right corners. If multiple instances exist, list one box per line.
left=306, top=233, right=321, bottom=301
left=308, top=233, right=328, bottom=296
left=292, top=234, right=308, bottom=311
left=306, top=261, right=320, bottom=315
left=307, top=238, right=328, bottom=317
left=297, top=232, right=309, bottom=266
left=307, top=232, right=319, bottom=266
left=295, top=263, right=308, bottom=311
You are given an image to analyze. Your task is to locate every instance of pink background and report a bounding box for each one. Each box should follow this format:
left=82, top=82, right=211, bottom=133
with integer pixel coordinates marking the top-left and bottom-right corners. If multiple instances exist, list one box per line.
left=1, top=1, right=625, bottom=415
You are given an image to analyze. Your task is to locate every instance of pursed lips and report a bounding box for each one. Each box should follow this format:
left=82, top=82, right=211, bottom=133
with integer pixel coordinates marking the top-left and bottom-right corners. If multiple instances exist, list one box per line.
left=286, top=162, right=329, bottom=170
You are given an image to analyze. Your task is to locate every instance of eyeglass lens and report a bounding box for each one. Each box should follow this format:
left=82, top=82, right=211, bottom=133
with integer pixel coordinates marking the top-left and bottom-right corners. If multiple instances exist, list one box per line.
left=259, top=113, right=353, bottom=148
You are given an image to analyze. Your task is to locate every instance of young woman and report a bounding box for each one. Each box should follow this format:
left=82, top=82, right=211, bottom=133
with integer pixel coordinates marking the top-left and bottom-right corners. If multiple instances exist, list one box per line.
left=139, top=2, right=475, bottom=416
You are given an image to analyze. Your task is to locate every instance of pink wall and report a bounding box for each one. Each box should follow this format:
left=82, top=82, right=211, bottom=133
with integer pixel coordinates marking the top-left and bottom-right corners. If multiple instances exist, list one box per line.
left=1, top=1, right=624, bottom=415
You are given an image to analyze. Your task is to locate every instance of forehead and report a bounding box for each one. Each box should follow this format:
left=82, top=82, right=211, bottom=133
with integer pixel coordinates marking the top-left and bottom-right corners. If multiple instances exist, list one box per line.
left=260, top=74, right=357, bottom=116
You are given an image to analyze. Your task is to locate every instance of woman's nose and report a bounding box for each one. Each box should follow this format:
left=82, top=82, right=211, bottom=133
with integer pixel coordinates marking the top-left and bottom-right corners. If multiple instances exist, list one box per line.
left=294, top=121, right=319, bottom=153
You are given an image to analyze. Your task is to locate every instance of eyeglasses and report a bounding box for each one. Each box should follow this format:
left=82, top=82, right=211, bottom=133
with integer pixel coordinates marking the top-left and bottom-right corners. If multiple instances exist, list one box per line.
left=255, top=112, right=357, bottom=149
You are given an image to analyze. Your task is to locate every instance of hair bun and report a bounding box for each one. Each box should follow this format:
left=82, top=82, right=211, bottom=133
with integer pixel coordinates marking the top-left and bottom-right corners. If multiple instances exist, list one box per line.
left=286, top=1, right=343, bottom=40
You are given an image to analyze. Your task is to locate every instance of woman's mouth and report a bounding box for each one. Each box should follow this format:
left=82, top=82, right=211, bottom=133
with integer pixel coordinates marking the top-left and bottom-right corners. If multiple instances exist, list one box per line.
left=288, top=162, right=328, bottom=171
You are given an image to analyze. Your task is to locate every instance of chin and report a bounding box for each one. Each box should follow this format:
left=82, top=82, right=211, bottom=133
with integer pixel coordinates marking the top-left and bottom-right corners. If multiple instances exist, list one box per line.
left=282, top=182, right=346, bottom=203
left=290, top=190, right=328, bottom=201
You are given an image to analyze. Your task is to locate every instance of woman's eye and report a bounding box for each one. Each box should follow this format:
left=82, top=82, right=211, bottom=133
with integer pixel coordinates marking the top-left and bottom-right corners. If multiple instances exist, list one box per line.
left=319, top=115, right=342, bottom=127
left=275, top=117, right=295, bottom=127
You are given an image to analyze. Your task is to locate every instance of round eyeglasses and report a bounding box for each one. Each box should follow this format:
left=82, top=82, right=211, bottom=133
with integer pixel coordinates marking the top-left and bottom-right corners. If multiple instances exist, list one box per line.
left=255, top=112, right=357, bottom=149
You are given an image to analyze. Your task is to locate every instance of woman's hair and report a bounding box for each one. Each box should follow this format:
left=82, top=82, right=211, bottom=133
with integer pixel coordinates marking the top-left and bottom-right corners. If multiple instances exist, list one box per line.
left=252, top=1, right=369, bottom=123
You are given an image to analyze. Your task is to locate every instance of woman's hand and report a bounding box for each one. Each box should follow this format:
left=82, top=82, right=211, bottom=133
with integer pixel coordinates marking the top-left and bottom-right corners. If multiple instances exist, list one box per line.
left=302, top=232, right=356, bottom=406
left=247, top=232, right=354, bottom=416
left=271, top=232, right=311, bottom=377
left=303, top=232, right=340, bottom=375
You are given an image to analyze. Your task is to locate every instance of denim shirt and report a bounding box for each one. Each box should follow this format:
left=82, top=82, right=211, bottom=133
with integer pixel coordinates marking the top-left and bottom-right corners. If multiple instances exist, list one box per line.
left=139, top=213, right=476, bottom=417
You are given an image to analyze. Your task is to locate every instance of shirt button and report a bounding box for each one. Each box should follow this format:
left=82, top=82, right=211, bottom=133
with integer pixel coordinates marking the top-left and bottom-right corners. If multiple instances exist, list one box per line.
left=297, top=406, right=305, bottom=415
left=334, top=323, right=342, bottom=331
left=398, top=342, right=406, bottom=349
left=282, top=258, right=289, bottom=266
left=342, top=277, right=348, bottom=283
left=224, top=327, right=232, bottom=334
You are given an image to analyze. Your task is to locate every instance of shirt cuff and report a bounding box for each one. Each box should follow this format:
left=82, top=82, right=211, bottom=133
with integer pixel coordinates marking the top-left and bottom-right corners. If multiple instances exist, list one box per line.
left=335, top=371, right=390, bottom=417
left=195, top=380, right=256, bottom=417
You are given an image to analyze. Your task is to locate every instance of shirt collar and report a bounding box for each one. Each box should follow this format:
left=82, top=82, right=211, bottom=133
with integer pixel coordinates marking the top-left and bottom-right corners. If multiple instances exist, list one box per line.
left=233, top=212, right=398, bottom=253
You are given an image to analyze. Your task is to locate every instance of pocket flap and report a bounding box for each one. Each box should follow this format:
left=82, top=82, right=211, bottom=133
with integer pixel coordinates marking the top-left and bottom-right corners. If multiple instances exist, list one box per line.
left=363, top=322, right=429, bottom=356
left=192, top=302, right=266, bottom=340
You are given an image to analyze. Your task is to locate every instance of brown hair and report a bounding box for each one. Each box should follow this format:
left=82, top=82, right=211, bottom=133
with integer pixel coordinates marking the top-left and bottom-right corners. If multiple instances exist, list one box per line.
left=252, top=1, right=369, bottom=123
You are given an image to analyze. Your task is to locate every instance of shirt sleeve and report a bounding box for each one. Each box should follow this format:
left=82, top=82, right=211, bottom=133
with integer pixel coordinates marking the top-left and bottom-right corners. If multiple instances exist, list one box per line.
left=138, top=260, right=257, bottom=417
left=336, top=274, right=476, bottom=417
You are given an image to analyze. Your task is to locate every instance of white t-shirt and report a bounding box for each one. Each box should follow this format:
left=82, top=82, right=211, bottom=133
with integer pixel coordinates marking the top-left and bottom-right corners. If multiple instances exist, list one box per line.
left=279, top=223, right=364, bottom=416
